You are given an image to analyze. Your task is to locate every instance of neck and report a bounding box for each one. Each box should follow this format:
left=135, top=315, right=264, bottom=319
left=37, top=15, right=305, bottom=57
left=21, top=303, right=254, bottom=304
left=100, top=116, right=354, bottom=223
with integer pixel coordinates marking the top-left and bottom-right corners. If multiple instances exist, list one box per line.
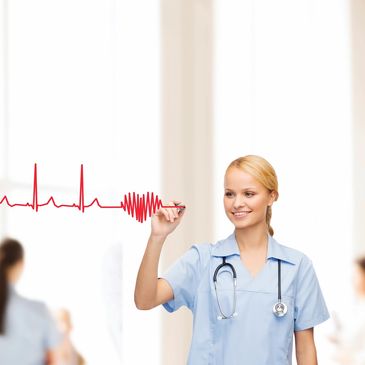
left=234, top=223, right=269, bottom=253
left=7, top=264, right=22, bottom=285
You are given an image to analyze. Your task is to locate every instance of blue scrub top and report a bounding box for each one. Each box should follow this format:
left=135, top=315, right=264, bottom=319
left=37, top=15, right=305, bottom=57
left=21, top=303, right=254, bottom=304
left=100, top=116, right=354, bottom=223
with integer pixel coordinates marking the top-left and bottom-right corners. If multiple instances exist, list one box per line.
left=160, top=231, right=330, bottom=365
left=0, top=286, right=61, bottom=365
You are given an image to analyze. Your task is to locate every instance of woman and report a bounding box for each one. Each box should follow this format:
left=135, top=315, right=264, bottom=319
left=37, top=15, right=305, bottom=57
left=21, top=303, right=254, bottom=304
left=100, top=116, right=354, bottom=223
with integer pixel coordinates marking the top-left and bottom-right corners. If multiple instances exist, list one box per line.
left=134, top=155, right=330, bottom=365
left=0, top=238, right=61, bottom=365
left=330, top=256, right=365, bottom=364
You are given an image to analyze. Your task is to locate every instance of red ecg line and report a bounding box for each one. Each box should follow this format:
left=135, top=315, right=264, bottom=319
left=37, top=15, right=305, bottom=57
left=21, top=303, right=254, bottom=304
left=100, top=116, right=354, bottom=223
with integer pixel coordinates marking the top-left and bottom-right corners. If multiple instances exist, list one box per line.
left=0, top=164, right=185, bottom=223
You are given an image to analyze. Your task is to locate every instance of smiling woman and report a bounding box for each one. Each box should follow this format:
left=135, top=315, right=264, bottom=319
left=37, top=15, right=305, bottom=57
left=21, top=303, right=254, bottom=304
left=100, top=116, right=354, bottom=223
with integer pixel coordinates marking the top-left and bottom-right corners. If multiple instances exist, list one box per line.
left=135, top=154, right=330, bottom=365
left=224, top=155, right=278, bottom=236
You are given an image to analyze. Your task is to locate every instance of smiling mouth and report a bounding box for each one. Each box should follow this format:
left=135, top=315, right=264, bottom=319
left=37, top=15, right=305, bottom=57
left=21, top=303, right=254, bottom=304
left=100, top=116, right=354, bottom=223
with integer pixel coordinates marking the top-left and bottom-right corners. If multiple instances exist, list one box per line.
left=232, top=211, right=252, bottom=217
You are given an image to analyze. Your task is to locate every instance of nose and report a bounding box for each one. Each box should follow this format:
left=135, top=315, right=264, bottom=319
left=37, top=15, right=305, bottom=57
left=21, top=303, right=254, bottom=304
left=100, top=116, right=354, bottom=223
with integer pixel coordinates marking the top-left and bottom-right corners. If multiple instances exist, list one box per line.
left=233, top=197, right=246, bottom=210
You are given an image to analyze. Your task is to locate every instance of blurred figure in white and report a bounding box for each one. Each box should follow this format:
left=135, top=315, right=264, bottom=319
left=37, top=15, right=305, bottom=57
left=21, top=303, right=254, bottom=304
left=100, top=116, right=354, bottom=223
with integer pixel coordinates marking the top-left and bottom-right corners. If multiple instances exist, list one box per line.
left=329, top=256, right=365, bottom=364
left=55, top=309, right=85, bottom=365
left=102, top=242, right=123, bottom=362
left=0, top=237, right=61, bottom=365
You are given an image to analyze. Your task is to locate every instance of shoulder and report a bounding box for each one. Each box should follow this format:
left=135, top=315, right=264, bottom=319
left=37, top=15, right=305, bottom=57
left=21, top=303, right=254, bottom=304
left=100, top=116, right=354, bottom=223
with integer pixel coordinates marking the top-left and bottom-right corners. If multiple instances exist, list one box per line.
left=11, top=292, right=50, bottom=319
left=271, top=236, right=315, bottom=277
left=271, top=236, right=314, bottom=268
left=188, top=234, right=234, bottom=268
left=190, top=235, right=233, bottom=258
left=186, top=242, right=212, bottom=271
left=17, top=293, right=47, bottom=309
left=190, top=241, right=213, bottom=256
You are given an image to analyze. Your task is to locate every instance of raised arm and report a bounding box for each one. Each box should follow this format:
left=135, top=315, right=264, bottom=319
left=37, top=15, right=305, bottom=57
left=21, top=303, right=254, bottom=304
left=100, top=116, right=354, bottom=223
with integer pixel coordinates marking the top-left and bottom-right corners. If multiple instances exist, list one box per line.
left=134, top=200, right=185, bottom=310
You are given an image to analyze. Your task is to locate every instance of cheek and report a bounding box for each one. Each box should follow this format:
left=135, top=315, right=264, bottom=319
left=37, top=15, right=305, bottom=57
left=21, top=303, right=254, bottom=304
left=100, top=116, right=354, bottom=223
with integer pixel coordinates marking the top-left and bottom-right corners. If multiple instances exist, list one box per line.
left=353, top=270, right=365, bottom=291
left=358, top=274, right=365, bottom=291
left=248, top=196, right=268, bottom=211
left=223, top=196, right=234, bottom=208
left=223, top=197, right=232, bottom=209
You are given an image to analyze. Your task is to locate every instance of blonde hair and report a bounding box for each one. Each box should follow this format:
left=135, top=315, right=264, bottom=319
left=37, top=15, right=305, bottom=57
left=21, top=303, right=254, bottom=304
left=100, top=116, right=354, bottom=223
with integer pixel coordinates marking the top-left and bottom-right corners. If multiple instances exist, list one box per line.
left=226, top=155, right=279, bottom=236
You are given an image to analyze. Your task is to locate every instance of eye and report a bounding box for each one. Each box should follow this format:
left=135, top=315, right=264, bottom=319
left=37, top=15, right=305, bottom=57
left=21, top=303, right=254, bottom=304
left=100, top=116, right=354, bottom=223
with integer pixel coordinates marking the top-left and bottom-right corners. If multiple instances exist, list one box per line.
left=245, top=192, right=255, bottom=197
left=225, top=192, right=233, bottom=197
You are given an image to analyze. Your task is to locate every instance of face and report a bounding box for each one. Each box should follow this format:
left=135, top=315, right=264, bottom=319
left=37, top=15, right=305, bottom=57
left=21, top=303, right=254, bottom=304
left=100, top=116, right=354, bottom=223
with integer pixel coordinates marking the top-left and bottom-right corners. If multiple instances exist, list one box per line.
left=7, top=259, right=25, bottom=284
left=224, top=167, right=276, bottom=230
left=353, top=264, right=365, bottom=296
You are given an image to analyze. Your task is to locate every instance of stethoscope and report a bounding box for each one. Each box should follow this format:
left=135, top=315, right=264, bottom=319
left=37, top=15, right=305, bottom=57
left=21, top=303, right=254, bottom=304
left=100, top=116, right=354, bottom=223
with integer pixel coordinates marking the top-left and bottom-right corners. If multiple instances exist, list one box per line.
left=213, top=257, right=287, bottom=320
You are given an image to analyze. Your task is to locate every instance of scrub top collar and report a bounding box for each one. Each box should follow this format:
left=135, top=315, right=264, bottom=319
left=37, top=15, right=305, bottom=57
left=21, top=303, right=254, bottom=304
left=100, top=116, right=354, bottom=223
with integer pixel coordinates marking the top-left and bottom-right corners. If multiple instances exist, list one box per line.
left=211, top=231, right=297, bottom=265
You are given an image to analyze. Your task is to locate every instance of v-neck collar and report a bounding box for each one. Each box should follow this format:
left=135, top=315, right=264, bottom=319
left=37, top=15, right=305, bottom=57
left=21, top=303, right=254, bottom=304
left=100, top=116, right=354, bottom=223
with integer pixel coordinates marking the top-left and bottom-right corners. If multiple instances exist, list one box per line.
left=211, top=230, right=297, bottom=265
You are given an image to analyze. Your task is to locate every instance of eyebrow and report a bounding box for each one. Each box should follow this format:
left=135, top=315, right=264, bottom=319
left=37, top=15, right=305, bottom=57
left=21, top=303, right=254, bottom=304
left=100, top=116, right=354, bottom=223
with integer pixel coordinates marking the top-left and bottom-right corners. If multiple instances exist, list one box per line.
left=224, top=187, right=257, bottom=191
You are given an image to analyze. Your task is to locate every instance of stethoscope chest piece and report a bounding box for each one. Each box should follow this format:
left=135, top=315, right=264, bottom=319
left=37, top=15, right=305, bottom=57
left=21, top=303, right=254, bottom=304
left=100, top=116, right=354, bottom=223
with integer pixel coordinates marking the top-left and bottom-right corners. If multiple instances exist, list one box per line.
left=273, top=301, right=287, bottom=317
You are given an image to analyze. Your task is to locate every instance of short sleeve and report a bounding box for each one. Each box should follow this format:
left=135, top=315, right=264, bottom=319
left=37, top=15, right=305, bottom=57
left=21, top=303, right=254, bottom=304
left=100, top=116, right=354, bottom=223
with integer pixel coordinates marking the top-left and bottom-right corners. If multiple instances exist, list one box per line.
left=159, top=244, right=202, bottom=313
left=294, top=255, right=330, bottom=331
left=42, top=305, right=62, bottom=350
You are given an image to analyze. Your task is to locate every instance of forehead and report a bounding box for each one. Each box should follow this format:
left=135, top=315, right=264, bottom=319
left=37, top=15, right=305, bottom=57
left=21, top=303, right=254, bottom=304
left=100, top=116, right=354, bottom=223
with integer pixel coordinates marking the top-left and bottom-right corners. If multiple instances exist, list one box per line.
left=224, top=168, right=263, bottom=189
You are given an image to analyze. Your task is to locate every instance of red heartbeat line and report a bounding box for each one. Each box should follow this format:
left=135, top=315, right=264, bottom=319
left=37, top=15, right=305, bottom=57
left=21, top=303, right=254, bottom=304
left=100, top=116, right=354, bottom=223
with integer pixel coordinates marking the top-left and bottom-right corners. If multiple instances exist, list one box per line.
left=0, top=164, right=185, bottom=223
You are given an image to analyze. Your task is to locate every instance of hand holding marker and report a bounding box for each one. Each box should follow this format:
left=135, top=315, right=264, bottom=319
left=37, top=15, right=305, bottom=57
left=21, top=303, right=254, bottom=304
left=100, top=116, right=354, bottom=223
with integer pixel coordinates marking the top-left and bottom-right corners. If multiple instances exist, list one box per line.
left=174, top=202, right=186, bottom=215
left=151, top=200, right=186, bottom=238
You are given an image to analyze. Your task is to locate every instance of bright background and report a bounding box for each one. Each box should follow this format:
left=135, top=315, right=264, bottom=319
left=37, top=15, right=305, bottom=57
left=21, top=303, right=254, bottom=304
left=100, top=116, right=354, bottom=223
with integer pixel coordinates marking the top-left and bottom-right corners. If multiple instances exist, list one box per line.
left=213, top=1, right=353, bottom=362
left=0, top=0, right=362, bottom=364
left=0, top=1, right=161, bottom=364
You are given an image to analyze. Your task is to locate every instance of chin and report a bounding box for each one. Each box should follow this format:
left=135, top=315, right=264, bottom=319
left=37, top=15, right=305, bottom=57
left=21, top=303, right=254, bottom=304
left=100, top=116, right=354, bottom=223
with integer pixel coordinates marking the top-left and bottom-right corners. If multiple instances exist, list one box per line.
left=230, top=217, right=261, bottom=231
left=229, top=218, right=250, bottom=228
left=233, top=222, right=251, bottom=230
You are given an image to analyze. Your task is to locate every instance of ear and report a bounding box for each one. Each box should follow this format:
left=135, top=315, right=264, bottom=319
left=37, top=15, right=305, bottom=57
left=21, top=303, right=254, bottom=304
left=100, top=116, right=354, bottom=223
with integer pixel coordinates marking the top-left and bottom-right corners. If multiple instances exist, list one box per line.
left=268, top=190, right=278, bottom=206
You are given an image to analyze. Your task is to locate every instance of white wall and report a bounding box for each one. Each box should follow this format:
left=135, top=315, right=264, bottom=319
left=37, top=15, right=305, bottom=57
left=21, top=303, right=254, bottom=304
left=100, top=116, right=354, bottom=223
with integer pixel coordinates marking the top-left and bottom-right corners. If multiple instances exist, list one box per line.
left=214, top=0, right=352, bottom=362
left=0, top=0, right=161, bottom=364
left=1, top=0, right=358, bottom=364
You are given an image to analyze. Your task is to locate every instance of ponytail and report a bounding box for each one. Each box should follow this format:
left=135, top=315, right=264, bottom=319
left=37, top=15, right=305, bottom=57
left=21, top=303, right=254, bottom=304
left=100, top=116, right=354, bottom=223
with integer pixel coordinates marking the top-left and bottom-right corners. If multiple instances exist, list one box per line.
left=0, top=238, right=24, bottom=335
left=0, top=262, right=7, bottom=335
left=266, top=205, right=274, bottom=236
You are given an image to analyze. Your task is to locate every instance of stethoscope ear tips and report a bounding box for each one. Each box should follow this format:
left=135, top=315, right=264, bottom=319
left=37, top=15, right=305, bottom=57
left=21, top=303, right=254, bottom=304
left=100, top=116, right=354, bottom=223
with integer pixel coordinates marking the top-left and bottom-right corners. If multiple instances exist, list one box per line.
left=232, top=312, right=238, bottom=317
left=217, top=315, right=223, bottom=320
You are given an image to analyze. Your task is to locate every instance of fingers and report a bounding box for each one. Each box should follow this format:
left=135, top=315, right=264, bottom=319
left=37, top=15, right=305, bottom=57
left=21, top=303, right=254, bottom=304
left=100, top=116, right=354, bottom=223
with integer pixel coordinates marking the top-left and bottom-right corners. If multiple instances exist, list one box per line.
left=155, top=204, right=173, bottom=222
left=157, top=206, right=171, bottom=222
left=168, top=201, right=179, bottom=221
left=165, top=202, right=175, bottom=222
left=157, top=200, right=185, bottom=222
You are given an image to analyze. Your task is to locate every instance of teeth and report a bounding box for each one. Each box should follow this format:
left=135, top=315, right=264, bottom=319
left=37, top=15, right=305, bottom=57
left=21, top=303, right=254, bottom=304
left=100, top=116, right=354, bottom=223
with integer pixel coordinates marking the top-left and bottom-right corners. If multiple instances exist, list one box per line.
left=233, top=211, right=251, bottom=216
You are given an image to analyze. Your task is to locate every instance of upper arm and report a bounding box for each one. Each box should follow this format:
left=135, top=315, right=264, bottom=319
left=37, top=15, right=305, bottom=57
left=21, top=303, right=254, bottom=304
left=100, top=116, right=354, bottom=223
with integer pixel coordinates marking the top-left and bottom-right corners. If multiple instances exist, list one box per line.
left=295, top=328, right=317, bottom=361
left=294, top=256, right=330, bottom=331
left=155, top=277, right=174, bottom=307
left=158, top=244, right=204, bottom=312
left=295, top=327, right=314, bottom=347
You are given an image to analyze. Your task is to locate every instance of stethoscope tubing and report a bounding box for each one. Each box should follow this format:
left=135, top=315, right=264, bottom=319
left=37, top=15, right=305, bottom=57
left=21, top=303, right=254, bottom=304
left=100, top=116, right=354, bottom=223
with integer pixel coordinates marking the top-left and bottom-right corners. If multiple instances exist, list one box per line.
left=213, top=257, right=238, bottom=320
left=213, top=257, right=287, bottom=320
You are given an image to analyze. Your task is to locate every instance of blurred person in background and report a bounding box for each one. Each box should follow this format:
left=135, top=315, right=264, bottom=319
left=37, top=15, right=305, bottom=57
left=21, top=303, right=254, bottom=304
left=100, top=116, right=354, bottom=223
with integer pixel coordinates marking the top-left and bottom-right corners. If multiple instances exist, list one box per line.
left=0, top=237, right=61, bottom=365
left=55, top=308, right=85, bottom=365
left=329, top=256, right=365, bottom=365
